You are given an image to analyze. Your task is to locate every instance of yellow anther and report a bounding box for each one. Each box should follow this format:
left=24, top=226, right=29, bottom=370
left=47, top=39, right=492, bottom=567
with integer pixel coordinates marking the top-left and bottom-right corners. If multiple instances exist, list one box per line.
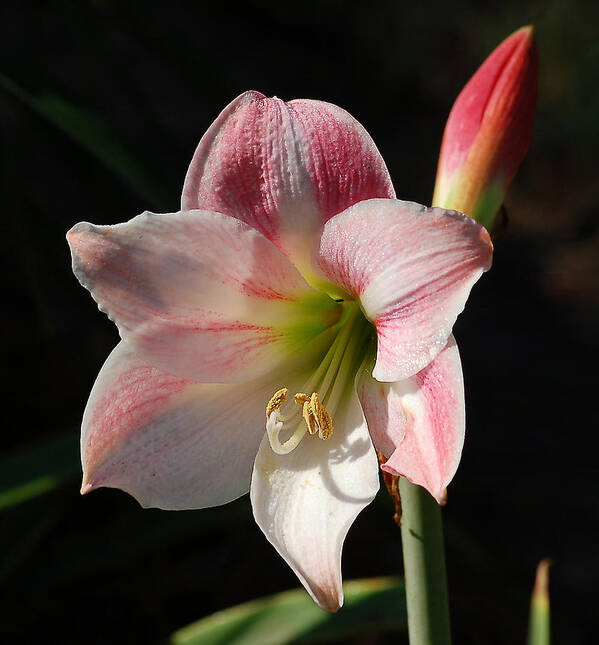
left=302, top=401, right=318, bottom=435
left=292, top=391, right=333, bottom=440
left=266, top=388, right=288, bottom=418
left=266, top=388, right=333, bottom=444
left=310, top=392, right=333, bottom=440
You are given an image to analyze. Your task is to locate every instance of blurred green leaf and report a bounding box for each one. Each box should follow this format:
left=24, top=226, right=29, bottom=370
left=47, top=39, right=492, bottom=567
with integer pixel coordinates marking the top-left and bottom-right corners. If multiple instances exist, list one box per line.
left=170, top=576, right=406, bottom=645
left=0, top=72, right=169, bottom=207
left=0, top=432, right=79, bottom=511
left=527, top=560, right=551, bottom=645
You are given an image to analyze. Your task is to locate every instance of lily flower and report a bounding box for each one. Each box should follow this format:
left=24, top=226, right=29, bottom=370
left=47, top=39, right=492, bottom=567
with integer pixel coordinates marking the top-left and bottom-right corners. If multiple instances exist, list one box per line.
left=68, top=91, right=492, bottom=611
left=432, top=25, right=539, bottom=229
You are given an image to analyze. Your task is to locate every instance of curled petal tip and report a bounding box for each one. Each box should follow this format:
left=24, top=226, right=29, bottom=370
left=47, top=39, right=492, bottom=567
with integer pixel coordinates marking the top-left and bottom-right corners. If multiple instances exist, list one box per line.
left=382, top=466, right=447, bottom=506
left=322, top=599, right=342, bottom=613
left=477, top=222, right=495, bottom=263
left=80, top=481, right=95, bottom=496
left=482, top=225, right=493, bottom=244
left=66, top=221, right=95, bottom=246
left=419, top=484, right=447, bottom=506
left=433, top=25, right=539, bottom=229
left=66, top=222, right=103, bottom=270
left=307, top=585, right=343, bottom=612
left=66, top=222, right=81, bottom=241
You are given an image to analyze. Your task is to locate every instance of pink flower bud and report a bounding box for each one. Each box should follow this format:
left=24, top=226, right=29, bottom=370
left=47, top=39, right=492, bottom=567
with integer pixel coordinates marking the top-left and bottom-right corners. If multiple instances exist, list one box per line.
left=432, top=26, right=539, bottom=229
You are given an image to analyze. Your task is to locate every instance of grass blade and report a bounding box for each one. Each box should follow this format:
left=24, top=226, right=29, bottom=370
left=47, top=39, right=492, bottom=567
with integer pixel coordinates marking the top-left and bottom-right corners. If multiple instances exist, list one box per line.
left=527, top=559, right=551, bottom=645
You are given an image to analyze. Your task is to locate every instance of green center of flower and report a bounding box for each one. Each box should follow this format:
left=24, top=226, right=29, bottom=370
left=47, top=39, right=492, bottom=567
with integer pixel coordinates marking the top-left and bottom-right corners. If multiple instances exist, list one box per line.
left=265, top=303, right=372, bottom=455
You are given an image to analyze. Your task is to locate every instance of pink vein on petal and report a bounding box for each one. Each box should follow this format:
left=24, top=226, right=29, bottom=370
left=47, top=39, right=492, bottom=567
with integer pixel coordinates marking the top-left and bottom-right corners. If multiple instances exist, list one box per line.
left=288, top=100, right=395, bottom=222
left=84, top=363, right=190, bottom=486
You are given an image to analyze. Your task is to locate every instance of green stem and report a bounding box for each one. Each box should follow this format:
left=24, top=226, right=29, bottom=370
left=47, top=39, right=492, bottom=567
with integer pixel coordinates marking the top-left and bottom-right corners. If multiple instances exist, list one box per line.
left=399, top=478, right=452, bottom=645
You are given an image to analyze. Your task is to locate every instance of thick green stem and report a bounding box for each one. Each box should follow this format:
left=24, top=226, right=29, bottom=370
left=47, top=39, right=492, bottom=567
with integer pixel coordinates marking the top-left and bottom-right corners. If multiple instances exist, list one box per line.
left=399, top=477, right=451, bottom=645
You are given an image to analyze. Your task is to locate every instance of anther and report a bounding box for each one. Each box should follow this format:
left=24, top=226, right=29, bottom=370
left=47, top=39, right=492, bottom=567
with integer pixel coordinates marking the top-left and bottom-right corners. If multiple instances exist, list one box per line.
left=294, top=391, right=333, bottom=440
left=265, top=387, right=334, bottom=456
left=266, top=388, right=288, bottom=418
left=302, top=401, right=318, bottom=435
left=309, top=392, right=333, bottom=440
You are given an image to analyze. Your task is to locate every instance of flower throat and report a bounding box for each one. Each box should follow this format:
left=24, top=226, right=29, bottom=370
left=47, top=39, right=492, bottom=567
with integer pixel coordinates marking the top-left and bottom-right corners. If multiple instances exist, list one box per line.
left=265, top=303, right=370, bottom=455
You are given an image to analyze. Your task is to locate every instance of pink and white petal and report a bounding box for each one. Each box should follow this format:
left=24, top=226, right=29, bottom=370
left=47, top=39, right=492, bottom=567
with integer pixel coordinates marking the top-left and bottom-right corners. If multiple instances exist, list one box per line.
left=315, top=199, right=492, bottom=381
left=358, top=337, right=465, bottom=504
left=82, top=341, right=318, bottom=510
left=355, top=351, right=406, bottom=459
left=68, top=209, right=339, bottom=384
left=250, top=391, right=379, bottom=611
left=182, top=91, right=394, bottom=275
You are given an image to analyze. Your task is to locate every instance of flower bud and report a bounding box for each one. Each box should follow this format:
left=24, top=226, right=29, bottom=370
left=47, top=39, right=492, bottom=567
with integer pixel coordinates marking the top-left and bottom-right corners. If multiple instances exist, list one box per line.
left=432, top=26, right=539, bottom=229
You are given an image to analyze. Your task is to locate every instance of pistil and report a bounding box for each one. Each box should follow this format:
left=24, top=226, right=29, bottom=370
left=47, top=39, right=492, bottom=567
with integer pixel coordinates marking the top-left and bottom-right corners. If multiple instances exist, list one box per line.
left=264, top=304, right=370, bottom=455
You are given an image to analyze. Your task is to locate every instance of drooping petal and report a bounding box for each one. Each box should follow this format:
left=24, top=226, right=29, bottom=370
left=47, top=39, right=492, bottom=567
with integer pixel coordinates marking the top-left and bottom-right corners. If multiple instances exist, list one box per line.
left=182, top=91, right=395, bottom=277
left=250, top=391, right=379, bottom=611
left=357, top=337, right=464, bottom=503
left=315, top=199, right=492, bottom=381
left=68, top=209, right=340, bottom=383
left=81, top=341, right=318, bottom=510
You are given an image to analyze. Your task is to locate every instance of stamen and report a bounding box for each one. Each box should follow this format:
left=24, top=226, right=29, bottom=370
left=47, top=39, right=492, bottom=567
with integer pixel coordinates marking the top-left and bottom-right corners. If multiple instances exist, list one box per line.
left=292, top=390, right=333, bottom=439
left=302, top=401, right=318, bottom=435
left=266, top=388, right=288, bottom=418
left=294, top=392, right=318, bottom=435
left=264, top=303, right=368, bottom=456
left=309, top=392, right=333, bottom=440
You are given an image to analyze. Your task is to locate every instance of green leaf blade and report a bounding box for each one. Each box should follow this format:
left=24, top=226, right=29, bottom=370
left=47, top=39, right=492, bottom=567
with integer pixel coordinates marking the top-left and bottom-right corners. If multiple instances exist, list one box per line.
left=527, top=559, right=551, bottom=645
left=0, top=72, right=169, bottom=207
left=170, top=577, right=406, bottom=645
left=0, top=432, right=79, bottom=511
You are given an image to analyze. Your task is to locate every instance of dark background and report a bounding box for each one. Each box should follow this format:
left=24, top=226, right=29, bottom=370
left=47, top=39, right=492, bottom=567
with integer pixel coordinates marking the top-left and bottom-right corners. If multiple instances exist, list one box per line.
left=1, top=1, right=598, bottom=643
